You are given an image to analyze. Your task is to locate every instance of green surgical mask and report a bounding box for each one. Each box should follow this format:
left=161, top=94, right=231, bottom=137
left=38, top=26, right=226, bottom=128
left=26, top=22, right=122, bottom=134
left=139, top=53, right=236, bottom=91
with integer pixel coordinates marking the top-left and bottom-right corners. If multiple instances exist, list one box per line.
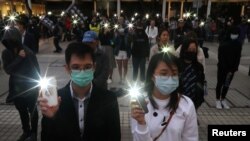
left=71, top=69, right=94, bottom=87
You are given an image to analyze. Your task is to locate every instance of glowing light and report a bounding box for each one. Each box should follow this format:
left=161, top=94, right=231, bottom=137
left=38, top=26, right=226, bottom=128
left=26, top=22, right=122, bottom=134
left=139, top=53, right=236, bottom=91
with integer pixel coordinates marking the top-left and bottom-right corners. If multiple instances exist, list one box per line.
left=48, top=11, right=52, bottom=15
left=156, top=13, right=160, bottom=17
left=114, top=24, right=119, bottom=29
left=127, top=82, right=143, bottom=98
left=131, top=17, right=135, bottom=21
left=114, top=14, right=117, bottom=17
left=96, top=12, right=100, bottom=16
left=161, top=46, right=170, bottom=53
left=4, top=25, right=10, bottom=31
left=193, top=14, right=197, bottom=17
left=248, top=19, right=250, bottom=23
left=145, top=14, right=149, bottom=19
left=73, top=20, right=78, bottom=24
left=199, top=21, right=205, bottom=27
left=121, top=10, right=123, bottom=13
left=39, top=78, right=50, bottom=89
left=128, top=23, right=133, bottom=29
left=186, top=12, right=191, bottom=18
left=8, top=14, right=17, bottom=22
left=61, top=11, right=65, bottom=16
left=104, top=23, right=109, bottom=28
left=134, top=13, right=138, bottom=17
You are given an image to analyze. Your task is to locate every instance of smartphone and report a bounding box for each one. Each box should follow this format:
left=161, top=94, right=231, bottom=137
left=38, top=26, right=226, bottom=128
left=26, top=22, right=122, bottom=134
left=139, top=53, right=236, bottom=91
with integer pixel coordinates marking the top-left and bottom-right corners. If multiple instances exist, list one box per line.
left=136, top=95, right=148, bottom=113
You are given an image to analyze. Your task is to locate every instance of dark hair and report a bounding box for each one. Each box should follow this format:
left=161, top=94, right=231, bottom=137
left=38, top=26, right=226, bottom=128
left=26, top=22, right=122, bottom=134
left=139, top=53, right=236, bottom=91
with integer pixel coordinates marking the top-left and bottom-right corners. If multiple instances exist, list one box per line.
left=157, top=28, right=169, bottom=42
left=145, top=52, right=181, bottom=112
left=179, top=39, right=199, bottom=62
left=65, top=42, right=95, bottom=65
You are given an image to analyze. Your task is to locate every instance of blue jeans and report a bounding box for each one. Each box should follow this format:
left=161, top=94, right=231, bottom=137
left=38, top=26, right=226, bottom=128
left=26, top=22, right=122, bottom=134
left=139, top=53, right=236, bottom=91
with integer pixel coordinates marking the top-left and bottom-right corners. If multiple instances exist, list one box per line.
left=132, top=57, right=146, bottom=82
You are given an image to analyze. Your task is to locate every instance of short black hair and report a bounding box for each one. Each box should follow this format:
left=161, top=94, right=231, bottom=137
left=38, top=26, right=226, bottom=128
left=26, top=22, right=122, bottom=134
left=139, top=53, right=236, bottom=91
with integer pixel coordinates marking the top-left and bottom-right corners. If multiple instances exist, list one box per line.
left=65, top=42, right=95, bottom=65
left=145, top=53, right=181, bottom=112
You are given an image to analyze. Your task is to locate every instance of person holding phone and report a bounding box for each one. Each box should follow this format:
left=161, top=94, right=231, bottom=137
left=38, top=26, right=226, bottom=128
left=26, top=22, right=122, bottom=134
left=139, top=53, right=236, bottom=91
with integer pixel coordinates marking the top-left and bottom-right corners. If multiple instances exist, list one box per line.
left=39, top=42, right=121, bottom=141
left=131, top=53, right=198, bottom=141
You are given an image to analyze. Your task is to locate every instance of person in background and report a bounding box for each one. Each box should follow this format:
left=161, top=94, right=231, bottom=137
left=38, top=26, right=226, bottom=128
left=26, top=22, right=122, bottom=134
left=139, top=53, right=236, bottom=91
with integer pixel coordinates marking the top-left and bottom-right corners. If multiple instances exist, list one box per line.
left=89, top=16, right=100, bottom=35
left=149, top=28, right=175, bottom=60
left=16, top=14, right=37, bottom=54
left=114, top=15, right=131, bottom=84
left=99, top=23, right=116, bottom=84
left=1, top=26, right=40, bottom=141
left=131, top=52, right=198, bottom=141
left=131, top=22, right=149, bottom=84
left=82, top=31, right=109, bottom=90
left=216, top=26, right=242, bottom=109
left=174, top=19, right=187, bottom=49
left=28, top=16, right=40, bottom=54
left=39, top=42, right=121, bottom=141
left=52, top=19, right=63, bottom=53
left=145, top=19, right=158, bottom=48
left=179, top=39, right=205, bottom=111
left=175, top=31, right=206, bottom=72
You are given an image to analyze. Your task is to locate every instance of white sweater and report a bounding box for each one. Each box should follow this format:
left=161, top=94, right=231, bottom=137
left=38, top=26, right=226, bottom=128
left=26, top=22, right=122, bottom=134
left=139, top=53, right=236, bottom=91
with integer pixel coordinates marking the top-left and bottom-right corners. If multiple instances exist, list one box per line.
left=145, top=26, right=158, bottom=44
left=131, top=95, right=198, bottom=141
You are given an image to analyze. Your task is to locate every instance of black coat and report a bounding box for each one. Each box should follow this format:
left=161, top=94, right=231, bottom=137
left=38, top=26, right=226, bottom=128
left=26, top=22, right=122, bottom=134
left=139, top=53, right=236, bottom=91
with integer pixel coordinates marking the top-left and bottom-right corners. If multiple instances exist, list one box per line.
left=23, top=32, right=37, bottom=53
left=1, top=47, right=40, bottom=103
left=218, top=39, right=242, bottom=72
left=41, top=83, right=121, bottom=141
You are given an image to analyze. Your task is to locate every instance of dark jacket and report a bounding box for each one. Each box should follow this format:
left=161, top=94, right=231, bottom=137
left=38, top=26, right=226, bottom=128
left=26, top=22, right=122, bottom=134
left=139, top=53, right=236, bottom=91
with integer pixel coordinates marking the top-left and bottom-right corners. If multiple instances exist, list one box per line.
left=179, top=61, right=205, bottom=109
left=218, top=38, right=242, bottom=72
left=131, top=28, right=149, bottom=58
left=93, top=48, right=109, bottom=89
left=23, top=31, right=36, bottom=53
left=41, top=83, right=121, bottom=141
left=1, top=27, right=40, bottom=103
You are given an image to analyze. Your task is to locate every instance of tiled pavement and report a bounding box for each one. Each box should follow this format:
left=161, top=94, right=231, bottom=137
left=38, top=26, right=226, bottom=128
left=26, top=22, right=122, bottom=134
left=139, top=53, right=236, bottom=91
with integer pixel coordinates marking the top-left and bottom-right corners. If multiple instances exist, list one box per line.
left=0, top=39, right=250, bottom=141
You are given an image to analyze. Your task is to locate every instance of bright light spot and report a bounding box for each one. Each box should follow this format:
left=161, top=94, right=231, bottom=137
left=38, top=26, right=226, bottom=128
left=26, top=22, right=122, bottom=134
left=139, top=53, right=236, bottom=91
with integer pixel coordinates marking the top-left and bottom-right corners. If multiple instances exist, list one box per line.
left=161, top=46, right=170, bottom=53
left=114, top=14, right=117, bottom=17
left=193, top=14, right=197, bottom=17
left=96, top=12, right=100, bottom=16
left=104, top=23, right=109, bottom=28
left=73, top=20, right=78, bottom=24
left=128, top=23, right=133, bottom=29
left=48, top=11, right=52, bottom=15
left=134, top=13, right=138, bottom=17
left=186, top=12, right=191, bottom=18
left=4, top=25, right=10, bottom=31
left=156, top=13, right=160, bottom=17
left=131, top=17, right=135, bottom=21
left=183, top=13, right=187, bottom=18
left=61, top=11, right=65, bottom=16
left=39, top=78, right=50, bottom=89
left=121, top=10, right=123, bottom=13
left=8, top=14, right=17, bottom=22
left=145, top=14, right=149, bottom=19
left=114, top=24, right=119, bottom=29
left=199, top=21, right=205, bottom=27
left=248, top=19, right=250, bottom=23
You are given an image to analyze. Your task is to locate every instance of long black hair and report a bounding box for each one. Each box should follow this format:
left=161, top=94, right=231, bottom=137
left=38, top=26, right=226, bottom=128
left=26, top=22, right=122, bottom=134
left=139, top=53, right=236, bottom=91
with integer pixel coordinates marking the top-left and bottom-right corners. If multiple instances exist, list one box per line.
left=145, top=52, right=181, bottom=112
left=179, top=38, right=199, bottom=62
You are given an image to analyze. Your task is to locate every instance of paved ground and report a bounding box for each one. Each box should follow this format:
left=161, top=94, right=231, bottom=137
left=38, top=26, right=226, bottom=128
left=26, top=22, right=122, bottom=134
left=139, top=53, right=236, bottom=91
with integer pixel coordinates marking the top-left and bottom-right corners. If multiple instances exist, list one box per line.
left=0, top=38, right=250, bottom=141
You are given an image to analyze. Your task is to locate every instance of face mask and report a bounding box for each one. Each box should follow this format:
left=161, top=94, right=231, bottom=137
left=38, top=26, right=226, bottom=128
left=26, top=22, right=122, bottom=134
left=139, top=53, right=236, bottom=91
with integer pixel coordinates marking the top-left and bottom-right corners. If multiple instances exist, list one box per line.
left=184, top=52, right=196, bottom=61
left=230, top=34, right=238, bottom=40
left=71, top=69, right=94, bottom=87
left=154, top=76, right=179, bottom=95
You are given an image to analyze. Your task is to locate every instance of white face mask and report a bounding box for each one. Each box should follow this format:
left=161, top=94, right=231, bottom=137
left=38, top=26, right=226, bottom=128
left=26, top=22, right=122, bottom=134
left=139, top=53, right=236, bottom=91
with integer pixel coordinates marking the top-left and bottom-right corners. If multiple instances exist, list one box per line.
left=230, top=34, right=238, bottom=40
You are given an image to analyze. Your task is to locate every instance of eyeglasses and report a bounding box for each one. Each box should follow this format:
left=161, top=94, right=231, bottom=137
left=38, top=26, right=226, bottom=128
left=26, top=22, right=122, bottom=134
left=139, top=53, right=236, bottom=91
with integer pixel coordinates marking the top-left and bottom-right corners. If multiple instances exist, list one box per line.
left=70, top=64, right=93, bottom=72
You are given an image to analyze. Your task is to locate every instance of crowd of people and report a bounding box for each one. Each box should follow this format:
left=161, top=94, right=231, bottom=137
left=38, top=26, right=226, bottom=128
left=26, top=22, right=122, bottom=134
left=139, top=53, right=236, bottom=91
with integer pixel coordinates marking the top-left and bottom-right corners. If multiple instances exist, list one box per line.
left=0, top=11, right=249, bottom=141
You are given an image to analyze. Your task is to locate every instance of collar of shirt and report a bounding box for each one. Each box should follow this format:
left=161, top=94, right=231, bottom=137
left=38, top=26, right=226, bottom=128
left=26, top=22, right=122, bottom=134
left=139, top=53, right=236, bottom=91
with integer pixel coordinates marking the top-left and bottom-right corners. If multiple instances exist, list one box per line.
left=70, top=81, right=92, bottom=102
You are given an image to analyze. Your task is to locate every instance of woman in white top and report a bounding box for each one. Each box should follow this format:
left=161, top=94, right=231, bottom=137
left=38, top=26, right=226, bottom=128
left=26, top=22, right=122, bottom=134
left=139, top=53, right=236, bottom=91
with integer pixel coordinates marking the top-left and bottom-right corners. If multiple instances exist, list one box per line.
left=149, top=29, right=176, bottom=60
left=131, top=53, right=198, bottom=141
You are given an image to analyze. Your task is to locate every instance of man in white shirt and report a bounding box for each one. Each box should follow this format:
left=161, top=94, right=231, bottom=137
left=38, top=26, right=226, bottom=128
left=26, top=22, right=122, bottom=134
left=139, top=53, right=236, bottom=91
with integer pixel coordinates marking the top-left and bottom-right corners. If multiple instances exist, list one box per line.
left=145, top=20, right=158, bottom=47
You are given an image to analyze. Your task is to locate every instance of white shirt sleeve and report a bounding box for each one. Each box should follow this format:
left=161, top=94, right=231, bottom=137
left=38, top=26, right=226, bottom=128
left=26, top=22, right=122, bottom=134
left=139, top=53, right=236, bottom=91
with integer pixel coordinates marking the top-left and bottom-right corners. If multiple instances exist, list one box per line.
left=145, top=26, right=149, bottom=37
left=151, top=27, right=158, bottom=39
left=131, top=118, right=153, bottom=141
left=181, top=103, right=199, bottom=141
left=197, top=47, right=206, bottom=73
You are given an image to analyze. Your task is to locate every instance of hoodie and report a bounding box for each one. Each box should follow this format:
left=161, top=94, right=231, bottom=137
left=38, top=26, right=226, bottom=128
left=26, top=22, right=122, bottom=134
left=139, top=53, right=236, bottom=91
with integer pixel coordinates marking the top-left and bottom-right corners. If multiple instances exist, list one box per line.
left=1, top=27, right=40, bottom=103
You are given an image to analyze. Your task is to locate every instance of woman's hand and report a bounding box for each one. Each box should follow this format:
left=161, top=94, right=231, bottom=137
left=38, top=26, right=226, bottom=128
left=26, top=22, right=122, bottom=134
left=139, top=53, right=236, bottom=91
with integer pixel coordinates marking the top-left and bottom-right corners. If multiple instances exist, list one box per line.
left=131, top=101, right=146, bottom=125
